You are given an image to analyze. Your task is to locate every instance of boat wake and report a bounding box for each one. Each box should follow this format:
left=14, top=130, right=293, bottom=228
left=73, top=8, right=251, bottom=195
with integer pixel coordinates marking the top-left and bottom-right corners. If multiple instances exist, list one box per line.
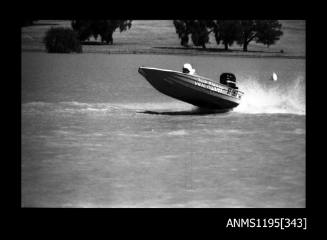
left=22, top=76, right=305, bottom=116
left=22, top=101, right=197, bottom=115
left=234, top=76, right=305, bottom=115
left=140, top=108, right=229, bottom=115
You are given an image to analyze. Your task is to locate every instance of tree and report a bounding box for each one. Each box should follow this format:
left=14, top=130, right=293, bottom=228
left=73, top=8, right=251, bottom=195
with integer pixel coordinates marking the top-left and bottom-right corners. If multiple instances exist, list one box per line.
left=173, top=20, right=283, bottom=52
left=71, top=20, right=132, bottom=44
left=43, top=27, right=82, bottom=53
left=173, top=20, right=190, bottom=47
left=190, top=20, right=211, bottom=49
left=236, top=20, right=256, bottom=52
left=237, top=20, right=283, bottom=51
left=173, top=20, right=241, bottom=50
left=255, top=20, right=283, bottom=47
left=173, top=20, right=211, bottom=48
left=71, top=20, right=93, bottom=42
left=174, top=20, right=240, bottom=50
left=213, top=20, right=240, bottom=50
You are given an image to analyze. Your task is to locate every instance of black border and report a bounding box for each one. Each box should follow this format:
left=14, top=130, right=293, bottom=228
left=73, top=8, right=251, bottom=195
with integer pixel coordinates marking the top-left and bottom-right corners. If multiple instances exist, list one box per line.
left=15, top=3, right=319, bottom=234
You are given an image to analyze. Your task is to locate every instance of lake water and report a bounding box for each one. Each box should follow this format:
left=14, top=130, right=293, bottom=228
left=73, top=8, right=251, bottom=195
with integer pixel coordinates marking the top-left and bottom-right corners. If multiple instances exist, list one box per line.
left=21, top=52, right=305, bottom=208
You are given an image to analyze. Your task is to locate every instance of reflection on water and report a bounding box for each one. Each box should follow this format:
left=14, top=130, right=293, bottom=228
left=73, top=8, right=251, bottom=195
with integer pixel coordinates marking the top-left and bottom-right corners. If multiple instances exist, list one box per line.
left=140, top=108, right=231, bottom=115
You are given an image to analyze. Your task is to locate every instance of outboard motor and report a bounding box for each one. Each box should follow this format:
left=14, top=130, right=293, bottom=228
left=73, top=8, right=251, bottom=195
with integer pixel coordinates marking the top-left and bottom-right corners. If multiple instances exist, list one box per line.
left=220, top=73, right=238, bottom=89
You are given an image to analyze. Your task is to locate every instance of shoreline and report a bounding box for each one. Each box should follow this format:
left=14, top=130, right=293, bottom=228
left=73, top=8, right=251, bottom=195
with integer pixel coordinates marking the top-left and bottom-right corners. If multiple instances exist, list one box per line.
left=21, top=47, right=305, bottom=60
left=21, top=20, right=305, bottom=60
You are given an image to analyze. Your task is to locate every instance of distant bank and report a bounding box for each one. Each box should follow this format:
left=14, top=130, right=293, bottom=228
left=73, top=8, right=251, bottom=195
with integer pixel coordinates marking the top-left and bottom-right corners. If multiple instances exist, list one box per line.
left=21, top=20, right=305, bottom=59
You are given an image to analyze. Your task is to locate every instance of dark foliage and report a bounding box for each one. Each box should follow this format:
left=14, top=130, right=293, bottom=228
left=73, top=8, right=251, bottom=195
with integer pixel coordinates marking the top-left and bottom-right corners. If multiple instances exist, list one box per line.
left=71, top=20, right=132, bottom=44
left=190, top=21, right=210, bottom=49
left=237, top=20, right=283, bottom=51
left=236, top=20, right=257, bottom=51
left=43, top=27, right=82, bottom=53
left=22, top=20, right=36, bottom=27
left=173, top=20, right=210, bottom=48
left=173, top=20, right=190, bottom=47
left=255, top=20, right=283, bottom=47
left=173, top=20, right=283, bottom=51
left=213, top=20, right=240, bottom=50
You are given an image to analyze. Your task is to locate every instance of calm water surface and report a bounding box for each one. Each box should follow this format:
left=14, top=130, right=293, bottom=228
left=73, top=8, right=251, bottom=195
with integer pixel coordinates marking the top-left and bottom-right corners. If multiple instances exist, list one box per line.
left=21, top=53, right=305, bottom=207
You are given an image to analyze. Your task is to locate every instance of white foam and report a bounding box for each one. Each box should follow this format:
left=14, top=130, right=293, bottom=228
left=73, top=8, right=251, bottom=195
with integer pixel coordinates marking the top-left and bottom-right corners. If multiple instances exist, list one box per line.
left=167, top=130, right=188, bottom=136
left=23, top=76, right=306, bottom=117
left=234, top=76, right=305, bottom=115
left=23, top=101, right=122, bottom=114
left=114, top=101, right=194, bottom=112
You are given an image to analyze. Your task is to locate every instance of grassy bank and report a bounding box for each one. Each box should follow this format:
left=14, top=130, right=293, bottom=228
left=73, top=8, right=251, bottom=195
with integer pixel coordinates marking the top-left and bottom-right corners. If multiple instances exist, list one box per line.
left=21, top=20, right=305, bottom=59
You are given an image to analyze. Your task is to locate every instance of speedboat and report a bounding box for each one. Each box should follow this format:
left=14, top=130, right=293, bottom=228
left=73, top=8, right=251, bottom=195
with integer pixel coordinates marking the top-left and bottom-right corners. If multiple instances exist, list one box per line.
left=138, top=66, right=244, bottom=111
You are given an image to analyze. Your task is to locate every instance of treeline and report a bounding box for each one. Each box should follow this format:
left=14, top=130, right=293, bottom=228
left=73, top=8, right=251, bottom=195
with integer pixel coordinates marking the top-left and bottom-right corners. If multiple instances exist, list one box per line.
left=43, top=20, right=132, bottom=53
left=173, top=20, right=283, bottom=51
left=40, top=20, right=283, bottom=53
left=71, top=20, right=132, bottom=44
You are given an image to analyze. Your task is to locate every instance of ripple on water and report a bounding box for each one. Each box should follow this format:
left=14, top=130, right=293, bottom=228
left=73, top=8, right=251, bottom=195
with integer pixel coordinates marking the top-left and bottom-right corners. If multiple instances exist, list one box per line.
left=167, top=130, right=188, bottom=136
left=293, top=128, right=305, bottom=135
